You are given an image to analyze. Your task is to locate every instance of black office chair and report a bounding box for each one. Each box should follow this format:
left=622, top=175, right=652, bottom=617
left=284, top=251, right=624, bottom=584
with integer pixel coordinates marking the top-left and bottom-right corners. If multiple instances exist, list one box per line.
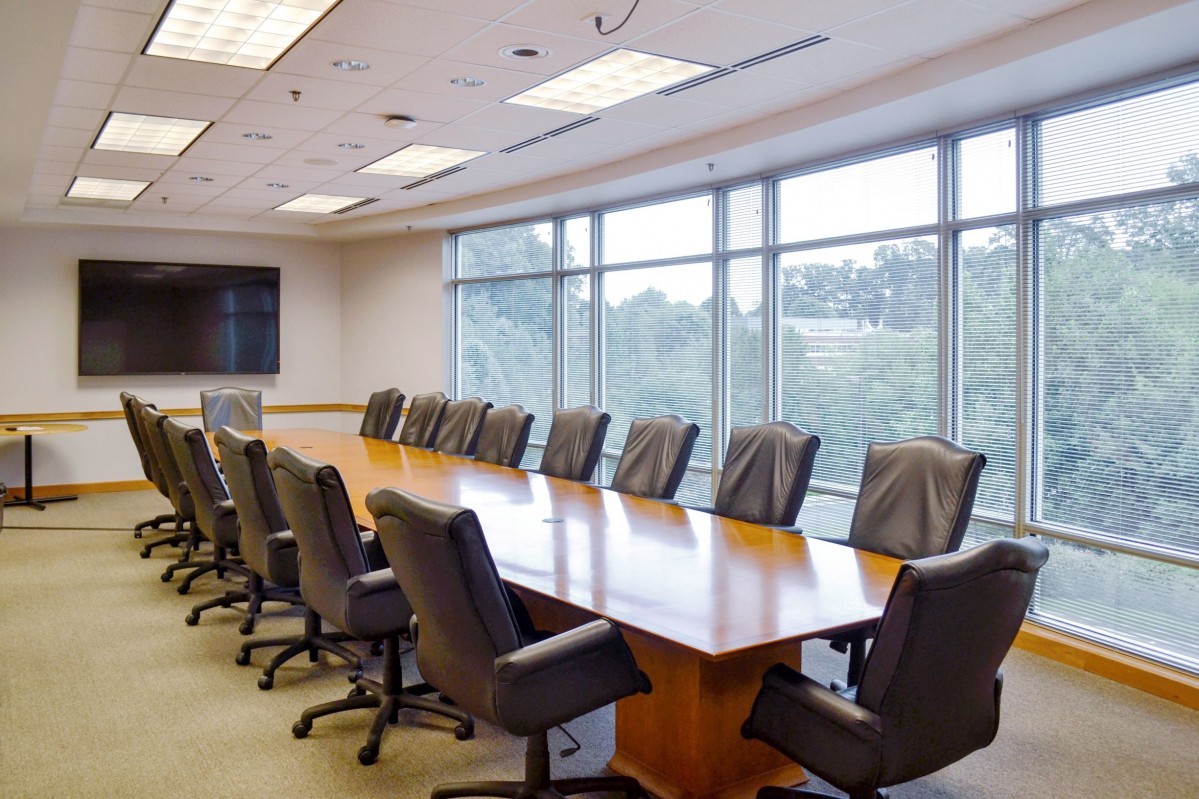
left=359, top=389, right=405, bottom=440
left=128, top=396, right=192, bottom=558
left=269, top=446, right=473, bottom=764
left=366, top=486, right=652, bottom=799
left=216, top=428, right=361, bottom=687
left=120, top=392, right=176, bottom=538
left=200, top=386, right=263, bottom=432
left=474, top=403, right=534, bottom=468
left=433, top=397, right=493, bottom=457
left=163, top=418, right=254, bottom=623
left=397, top=391, right=449, bottom=448
left=609, top=414, right=700, bottom=501
left=536, top=405, right=611, bottom=482
left=140, top=406, right=207, bottom=579
left=826, top=435, right=987, bottom=685
left=694, top=421, right=820, bottom=529
left=742, top=536, right=1048, bottom=799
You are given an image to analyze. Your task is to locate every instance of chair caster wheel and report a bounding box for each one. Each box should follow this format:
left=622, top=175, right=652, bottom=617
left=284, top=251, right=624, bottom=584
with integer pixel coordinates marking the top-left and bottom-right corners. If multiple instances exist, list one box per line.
left=177, top=584, right=190, bottom=595
left=370, top=641, right=383, bottom=656
left=348, top=686, right=366, bottom=698
left=357, top=746, right=377, bottom=766
left=134, top=531, right=143, bottom=539
left=348, top=669, right=363, bottom=684
left=160, top=573, right=172, bottom=582
left=292, top=721, right=310, bottom=738
left=238, top=620, right=254, bottom=635
left=258, top=675, right=274, bottom=690
left=185, top=613, right=199, bottom=626
left=235, top=651, right=251, bottom=666
left=139, top=550, right=150, bottom=558
left=454, top=723, right=473, bottom=741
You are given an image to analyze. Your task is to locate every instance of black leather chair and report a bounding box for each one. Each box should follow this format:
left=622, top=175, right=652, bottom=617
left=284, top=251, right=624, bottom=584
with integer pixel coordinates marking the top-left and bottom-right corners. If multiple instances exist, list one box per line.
left=474, top=403, right=534, bottom=468
left=269, top=446, right=473, bottom=764
left=397, top=391, right=448, bottom=448
left=697, top=421, right=820, bottom=529
left=216, top=428, right=361, bottom=687
left=359, top=388, right=405, bottom=440
left=120, top=391, right=175, bottom=538
left=742, top=536, right=1048, bottom=799
left=609, top=414, right=700, bottom=501
left=200, top=386, right=263, bottom=432
left=366, top=487, right=653, bottom=799
left=826, top=435, right=987, bottom=685
left=164, top=418, right=254, bottom=623
left=536, top=405, right=611, bottom=482
left=140, top=406, right=207, bottom=579
left=433, top=397, right=493, bottom=457
left=128, top=396, right=192, bottom=558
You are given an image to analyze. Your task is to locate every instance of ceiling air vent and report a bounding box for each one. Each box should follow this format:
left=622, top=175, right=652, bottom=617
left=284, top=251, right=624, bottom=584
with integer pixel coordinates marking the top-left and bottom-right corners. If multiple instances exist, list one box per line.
left=401, top=166, right=467, bottom=190
left=332, top=197, right=379, bottom=214
left=660, top=36, right=831, bottom=97
left=501, top=117, right=600, bottom=154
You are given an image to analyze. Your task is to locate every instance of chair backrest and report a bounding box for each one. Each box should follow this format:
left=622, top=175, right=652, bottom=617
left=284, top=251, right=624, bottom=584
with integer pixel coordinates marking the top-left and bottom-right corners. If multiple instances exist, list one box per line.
left=140, top=406, right=192, bottom=519
left=538, top=405, right=611, bottom=481
left=366, top=487, right=524, bottom=728
left=397, top=391, right=449, bottom=448
left=474, top=404, right=534, bottom=468
left=216, top=426, right=288, bottom=578
left=714, top=421, right=821, bottom=526
left=857, top=537, right=1048, bottom=787
left=120, top=392, right=155, bottom=484
left=164, top=417, right=236, bottom=547
left=609, top=414, right=700, bottom=500
left=200, top=386, right=263, bottom=432
left=847, top=435, right=986, bottom=560
left=433, top=397, right=493, bottom=457
left=359, top=388, right=405, bottom=440
left=127, top=395, right=169, bottom=497
left=268, top=445, right=372, bottom=629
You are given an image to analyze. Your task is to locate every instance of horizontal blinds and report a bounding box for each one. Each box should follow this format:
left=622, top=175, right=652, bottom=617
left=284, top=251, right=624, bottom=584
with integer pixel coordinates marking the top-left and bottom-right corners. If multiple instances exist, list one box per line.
left=774, top=146, right=937, bottom=244
left=776, top=237, right=939, bottom=490
left=1036, top=80, right=1199, bottom=207
left=561, top=274, right=591, bottom=409
left=958, top=226, right=1017, bottom=518
left=599, top=195, right=712, bottom=264
left=1037, top=200, right=1199, bottom=554
left=456, top=278, right=553, bottom=444
left=956, top=128, right=1016, bottom=219
left=455, top=222, right=552, bottom=278
left=724, top=184, right=765, bottom=432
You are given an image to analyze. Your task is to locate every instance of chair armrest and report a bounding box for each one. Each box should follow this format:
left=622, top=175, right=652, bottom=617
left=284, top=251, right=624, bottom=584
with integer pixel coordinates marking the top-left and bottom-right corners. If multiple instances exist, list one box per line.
left=347, top=567, right=398, bottom=602
left=494, top=619, right=650, bottom=737
left=357, top=530, right=390, bottom=570
left=265, top=529, right=297, bottom=553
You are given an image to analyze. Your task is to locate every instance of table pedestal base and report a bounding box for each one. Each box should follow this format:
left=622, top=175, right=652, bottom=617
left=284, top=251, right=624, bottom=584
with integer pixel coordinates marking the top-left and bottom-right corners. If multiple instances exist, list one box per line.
left=4, top=492, right=79, bottom=511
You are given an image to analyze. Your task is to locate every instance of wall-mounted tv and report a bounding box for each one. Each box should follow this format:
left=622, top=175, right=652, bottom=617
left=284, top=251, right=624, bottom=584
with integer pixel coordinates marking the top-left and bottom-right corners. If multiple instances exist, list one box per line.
left=79, top=260, right=280, bottom=376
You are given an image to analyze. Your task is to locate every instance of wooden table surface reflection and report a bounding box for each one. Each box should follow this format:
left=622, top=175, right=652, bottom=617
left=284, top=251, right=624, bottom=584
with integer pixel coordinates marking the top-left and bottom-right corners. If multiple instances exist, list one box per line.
left=253, top=429, right=901, bottom=799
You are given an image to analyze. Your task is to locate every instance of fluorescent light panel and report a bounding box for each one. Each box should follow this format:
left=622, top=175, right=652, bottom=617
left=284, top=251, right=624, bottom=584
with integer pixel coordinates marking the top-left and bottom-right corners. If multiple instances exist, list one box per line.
left=357, top=144, right=486, bottom=178
left=94, top=112, right=210, bottom=156
left=144, top=0, right=341, bottom=70
left=504, top=48, right=715, bottom=115
left=66, top=177, right=151, bottom=202
left=274, top=193, right=365, bottom=213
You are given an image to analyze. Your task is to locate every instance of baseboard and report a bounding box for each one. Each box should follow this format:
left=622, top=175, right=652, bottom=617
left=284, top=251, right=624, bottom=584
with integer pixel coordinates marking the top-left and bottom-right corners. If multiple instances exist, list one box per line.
left=14, top=480, right=155, bottom=496
left=1015, top=622, right=1199, bottom=710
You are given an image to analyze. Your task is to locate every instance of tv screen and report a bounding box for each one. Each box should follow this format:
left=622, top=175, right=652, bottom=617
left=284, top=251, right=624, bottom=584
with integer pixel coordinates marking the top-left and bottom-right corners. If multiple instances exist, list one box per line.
left=79, top=260, right=280, bottom=376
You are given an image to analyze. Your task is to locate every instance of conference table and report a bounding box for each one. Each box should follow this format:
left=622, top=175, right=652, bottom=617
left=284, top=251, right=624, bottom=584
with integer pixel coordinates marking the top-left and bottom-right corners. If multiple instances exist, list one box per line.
left=251, top=428, right=901, bottom=799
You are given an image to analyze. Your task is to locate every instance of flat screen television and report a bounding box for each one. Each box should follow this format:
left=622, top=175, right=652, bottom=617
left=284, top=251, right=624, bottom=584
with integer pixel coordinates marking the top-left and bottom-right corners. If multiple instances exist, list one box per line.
left=78, top=260, right=280, bottom=376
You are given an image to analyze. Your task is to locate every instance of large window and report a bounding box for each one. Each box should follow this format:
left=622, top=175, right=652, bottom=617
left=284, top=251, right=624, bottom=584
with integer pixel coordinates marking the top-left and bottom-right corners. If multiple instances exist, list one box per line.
left=453, top=71, right=1199, bottom=676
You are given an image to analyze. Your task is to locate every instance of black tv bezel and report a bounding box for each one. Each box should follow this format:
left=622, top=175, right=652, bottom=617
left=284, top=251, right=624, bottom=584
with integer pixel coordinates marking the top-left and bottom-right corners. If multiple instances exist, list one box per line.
left=77, top=259, right=281, bottom=377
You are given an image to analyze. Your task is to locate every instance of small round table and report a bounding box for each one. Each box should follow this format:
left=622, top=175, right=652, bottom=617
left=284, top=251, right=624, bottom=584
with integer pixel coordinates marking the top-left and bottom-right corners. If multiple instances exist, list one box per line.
left=0, top=423, right=88, bottom=510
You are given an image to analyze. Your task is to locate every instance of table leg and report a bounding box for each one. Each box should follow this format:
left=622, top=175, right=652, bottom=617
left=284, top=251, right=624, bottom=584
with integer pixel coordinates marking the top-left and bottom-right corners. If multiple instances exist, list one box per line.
left=3, top=435, right=77, bottom=511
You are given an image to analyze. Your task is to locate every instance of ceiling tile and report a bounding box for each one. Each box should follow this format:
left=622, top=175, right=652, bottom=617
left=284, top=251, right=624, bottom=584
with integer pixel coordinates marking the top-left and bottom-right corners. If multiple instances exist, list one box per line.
left=311, top=1, right=490, bottom=57
left=124, top=56, right=263, bottom=98
left=38, top=145, right=85, bottom=164
left=354, top=87, right=490, bottom=124
left=53, top=80, right=118, bottom=110
left=295, top=132, right=413, bottom=160
left=627, top=8, right=813, bottom=66
left=60, top=47, right=133, bottom=84
left=323, top=112, right=444, bottom=139
left=663, top=70, right=814, bottom=109
left=393, top=59, right=544, bottom=102
left=81, top=0, right=163, bottom=13
left=409, top=125, right=519, bottom=152
left=111, top=86, right=235, bottom=120
left=41, top=126, right=96, bottom=148
left=713, top=0, right=906, bottom=32
left=829, top=0, right=1026, bottom=58
left=45, top=106, right=108, bottom=132
left=169, top=156, right=267, bottom=178
left=456, top=103, right=581, bottom=135
left=71, top=161, right=165, bottom=181
left=549, top=117, right=670, bottom=144
left=744, top=37, right=914, bottom=85
left=31, top=160, right=80, bottom=177
left=252, top=161, right=350, bottom=181
left=81, top=148, right=176, bottom=170
left=378, top=0, right=528, bottom=19
left=200, top=122, right=316, bottom=150
left=182, top=140, right=288, bottom=165
left=441, top=24, right=610, bottom=76
left=967, top=0, right=1089, bottom=19
left=245, top=73, right=384, bottom=111
left=503, top=0, right=700, bottom=46
left=68, top=5, right=155, bottom=53
left=273, top=39, right=430, bottom=86
left=599, top=94, right=729, bottom=127
left=221, top=101, right=344, bottom=131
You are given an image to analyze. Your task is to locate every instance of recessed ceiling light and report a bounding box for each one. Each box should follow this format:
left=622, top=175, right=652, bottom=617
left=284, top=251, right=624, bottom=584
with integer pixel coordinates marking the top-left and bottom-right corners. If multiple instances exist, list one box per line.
left=93, top=112, right=210, bottom=156
left=188, top=175, right=214, bottom=182
left=66, top=176, right=151, bottom=202
left=357, top=143, right=486, bottom=177
left=242, top=132, right=273, bottom=141
left=384, top=115, right=417, bottom=129
left=144, top=0, right=343, bottom=70
left=504, top=48, right=715, bottom=114
left=274, top=193, right=367, bottom=213
left=331, top=59, right=369, bottom=71
left=500, top=45, right=549, bottom=60
left=265, top=182, right=290, bottom=189
left=449, top=76, right=486, bottom=88
left=337, top=142, right=365, bottom=150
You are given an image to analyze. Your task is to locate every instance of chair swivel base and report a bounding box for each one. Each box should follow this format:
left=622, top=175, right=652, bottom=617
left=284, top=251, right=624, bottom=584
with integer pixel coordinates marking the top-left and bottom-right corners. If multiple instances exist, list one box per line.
left=290, top=636, right=474, bottom=765
left=134, top=512, right=178, bottom=539
left=172, top=551, right=249, bottom=596
left=431, top=731, right=647, bottom=799
left=236, top=608, right=363, bottom=689
left=184, top=583, right=302, bottom=630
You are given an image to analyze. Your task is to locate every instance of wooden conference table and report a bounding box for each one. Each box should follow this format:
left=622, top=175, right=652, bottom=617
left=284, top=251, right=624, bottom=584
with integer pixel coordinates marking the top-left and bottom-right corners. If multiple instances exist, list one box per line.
left=251, top=428, right=901, bottom=799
